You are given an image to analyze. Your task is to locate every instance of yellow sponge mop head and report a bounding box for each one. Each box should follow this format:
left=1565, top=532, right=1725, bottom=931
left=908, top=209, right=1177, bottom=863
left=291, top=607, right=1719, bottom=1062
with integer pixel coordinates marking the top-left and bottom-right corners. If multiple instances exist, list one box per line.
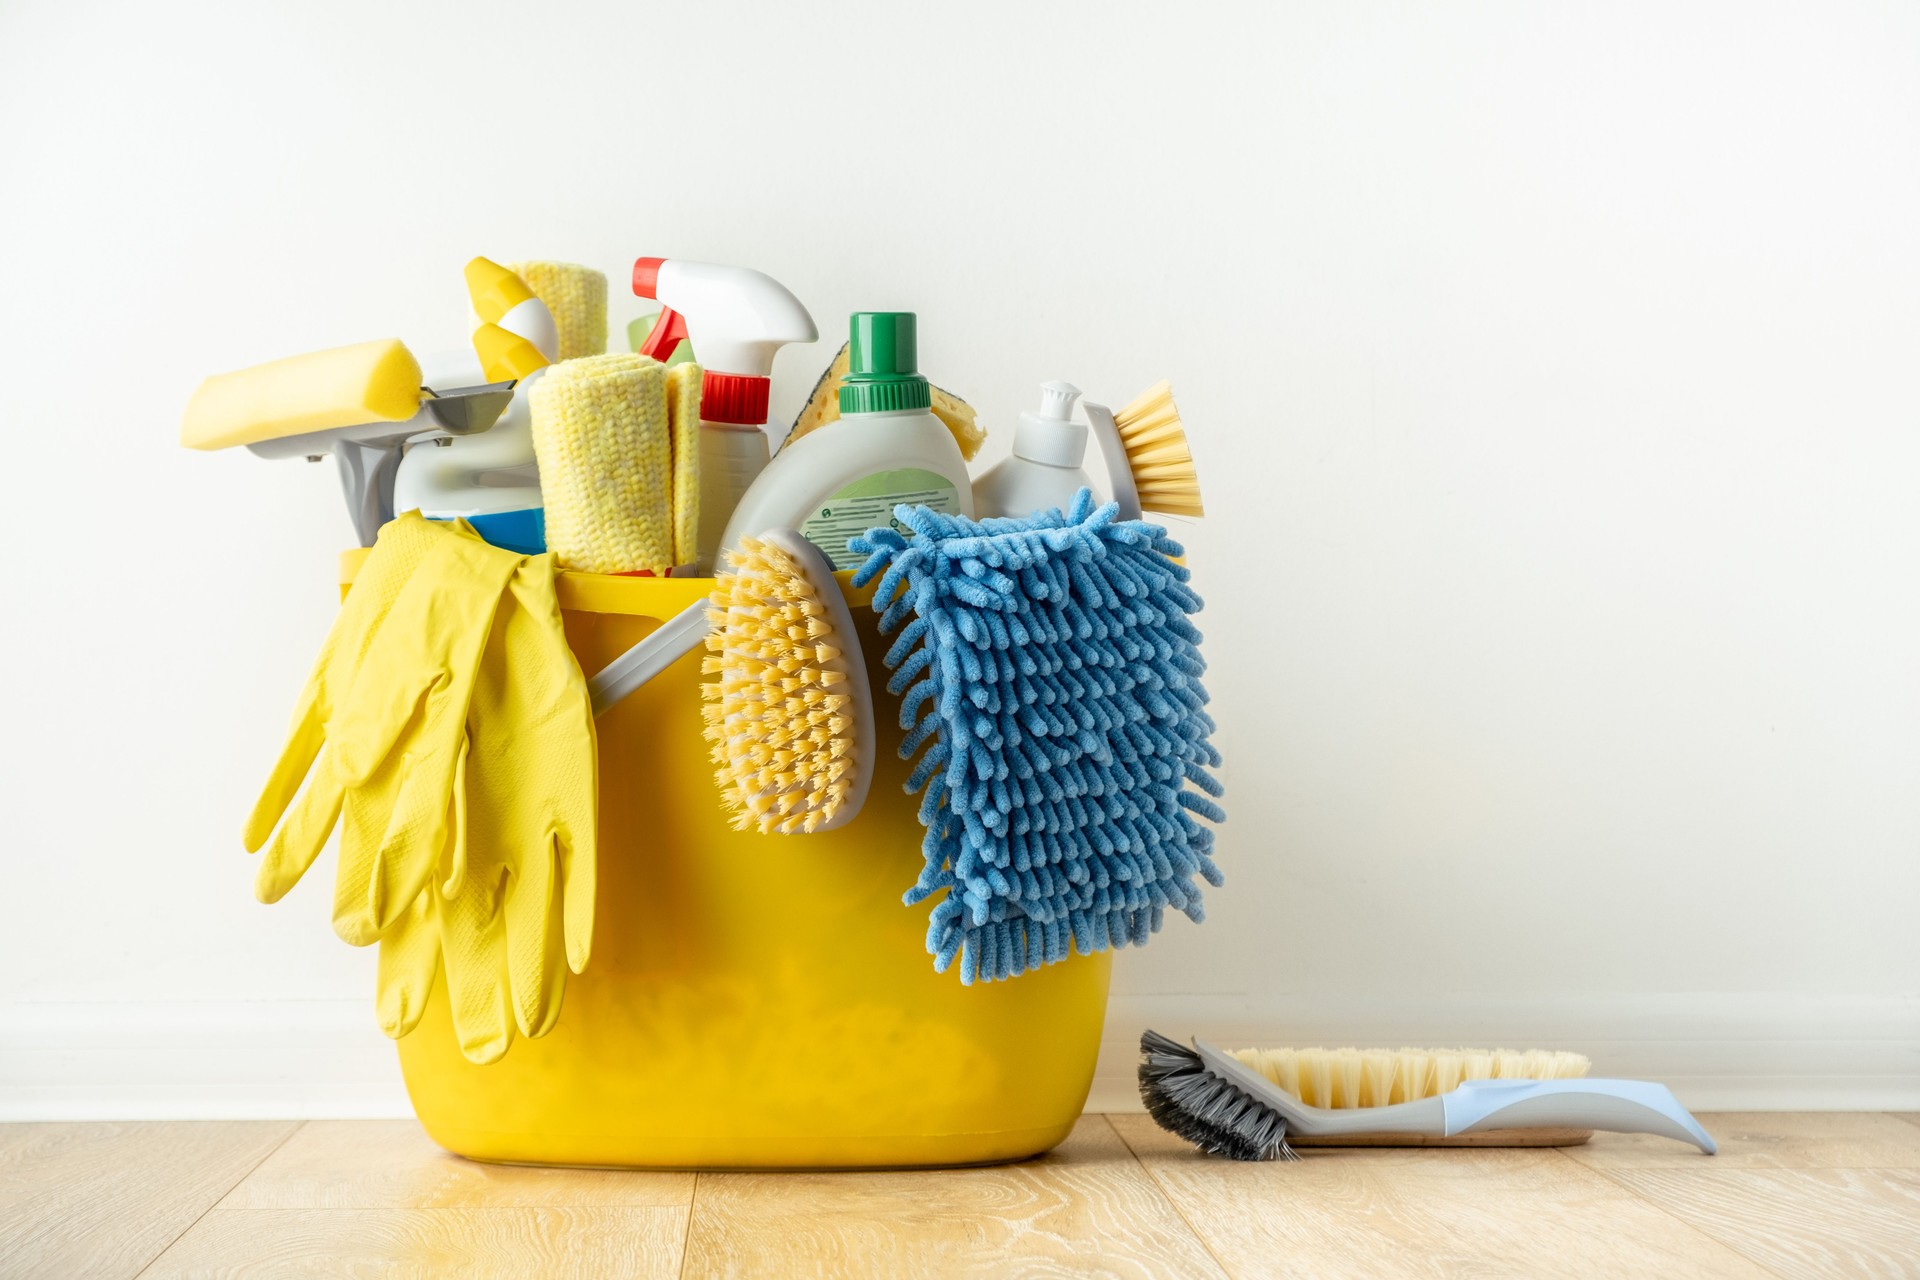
left=531, top=353, right=674, bottom=575
left=181, top=338, right=422, bottom=451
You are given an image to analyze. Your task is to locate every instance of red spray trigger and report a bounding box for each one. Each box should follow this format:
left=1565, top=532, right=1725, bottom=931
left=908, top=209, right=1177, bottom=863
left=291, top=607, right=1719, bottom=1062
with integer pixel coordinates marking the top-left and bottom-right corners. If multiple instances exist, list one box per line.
left=638, top=307, right=688, bottom=362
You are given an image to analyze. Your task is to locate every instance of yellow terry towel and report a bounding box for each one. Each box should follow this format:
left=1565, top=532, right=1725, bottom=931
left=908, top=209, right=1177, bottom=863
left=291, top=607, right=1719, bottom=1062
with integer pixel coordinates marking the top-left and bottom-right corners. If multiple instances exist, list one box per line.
left=666, top=362, right=703, bottom=567
left=509, top=260, right=608, bottom=362
left=531, top=353, right=674, bottom=575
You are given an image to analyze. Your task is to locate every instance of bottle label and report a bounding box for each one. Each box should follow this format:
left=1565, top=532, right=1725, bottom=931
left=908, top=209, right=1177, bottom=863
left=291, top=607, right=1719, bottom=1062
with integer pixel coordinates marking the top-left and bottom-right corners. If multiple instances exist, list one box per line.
left=800, top=468, right=963, bottom=570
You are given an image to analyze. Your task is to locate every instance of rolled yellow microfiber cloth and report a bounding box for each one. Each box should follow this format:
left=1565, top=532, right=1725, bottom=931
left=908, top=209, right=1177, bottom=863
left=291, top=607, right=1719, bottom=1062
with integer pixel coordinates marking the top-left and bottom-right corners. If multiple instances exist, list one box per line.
left=509, top=260, right=608, bottom=362
left=531, top=353, right=673, bottom=575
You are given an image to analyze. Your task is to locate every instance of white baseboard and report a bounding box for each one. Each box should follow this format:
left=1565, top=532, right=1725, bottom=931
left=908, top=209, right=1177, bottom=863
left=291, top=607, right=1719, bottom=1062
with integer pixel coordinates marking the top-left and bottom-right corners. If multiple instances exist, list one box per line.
left=3, top=993, right=1914, bottom=1121
left=0, top=1001, right=411, bottom=1121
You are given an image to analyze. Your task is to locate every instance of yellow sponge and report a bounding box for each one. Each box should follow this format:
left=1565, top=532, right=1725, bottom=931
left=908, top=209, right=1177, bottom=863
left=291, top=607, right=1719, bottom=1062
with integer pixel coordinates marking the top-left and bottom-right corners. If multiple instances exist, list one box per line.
left=509, top=260, right=608, bottom=362
left=785, top=341, right=986, bottom=460
left=531, top=353, right=674, bottom=575
left=181, top=338, right=422, bottom=451
left=666, top=362, right=703, bottom=567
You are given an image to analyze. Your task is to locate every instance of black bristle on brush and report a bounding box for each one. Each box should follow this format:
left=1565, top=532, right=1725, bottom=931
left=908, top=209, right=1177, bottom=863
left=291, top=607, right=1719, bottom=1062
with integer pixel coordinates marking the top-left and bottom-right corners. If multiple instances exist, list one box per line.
left=1138, top=1030, right=1298, bottom=1162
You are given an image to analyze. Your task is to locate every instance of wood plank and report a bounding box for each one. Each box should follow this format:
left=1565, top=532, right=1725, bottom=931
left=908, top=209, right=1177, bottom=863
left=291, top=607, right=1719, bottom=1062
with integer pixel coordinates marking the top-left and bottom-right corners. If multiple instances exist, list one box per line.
left=138, top=1206, right=687, bottom=1279
left=219, top=1120, right=693, bottom=1209
left=1567, top=1111, right=1920, bottom=1170
left=1605, top=1168, right=1920, bottom=1279
left=0, top=1120, right=298, bottom=1280
left=680, top=1115, right=1225, bottom=1278
left=1109, top=1112, right=1767, bottom=1280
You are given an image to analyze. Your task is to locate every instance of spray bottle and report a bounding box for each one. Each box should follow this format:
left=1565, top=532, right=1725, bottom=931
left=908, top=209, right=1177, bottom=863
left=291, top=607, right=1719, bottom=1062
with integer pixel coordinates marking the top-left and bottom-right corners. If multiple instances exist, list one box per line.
left=632, top=257, right=818, bottom=572
left=972, top=381, right=1097, bottom=519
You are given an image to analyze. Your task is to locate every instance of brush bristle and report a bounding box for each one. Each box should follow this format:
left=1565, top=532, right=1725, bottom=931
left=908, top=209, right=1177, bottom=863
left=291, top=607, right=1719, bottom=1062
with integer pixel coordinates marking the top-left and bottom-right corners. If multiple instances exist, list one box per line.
left=1139, top=1030, right=1297, bottom=1162
left=701, top=536, right=863, bottom=835
left=1227, top=1045, right=1591, bottom=1108
left=1113, top=380, right=1205, bottom=518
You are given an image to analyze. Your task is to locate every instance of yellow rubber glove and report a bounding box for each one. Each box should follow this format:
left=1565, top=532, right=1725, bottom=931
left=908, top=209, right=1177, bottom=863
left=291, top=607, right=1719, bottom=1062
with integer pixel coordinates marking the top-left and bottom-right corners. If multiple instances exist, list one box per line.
left=242, top=511, right=448, bottom=862
left=247, top=519, right=523, bottom=945
left=435, top=554, right=598, bottom=1063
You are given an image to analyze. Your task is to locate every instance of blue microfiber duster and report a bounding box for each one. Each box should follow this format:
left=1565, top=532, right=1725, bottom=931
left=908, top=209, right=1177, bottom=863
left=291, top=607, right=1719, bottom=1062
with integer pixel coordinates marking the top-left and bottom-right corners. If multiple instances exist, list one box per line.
left=849, top=490, right=1225, bottom=984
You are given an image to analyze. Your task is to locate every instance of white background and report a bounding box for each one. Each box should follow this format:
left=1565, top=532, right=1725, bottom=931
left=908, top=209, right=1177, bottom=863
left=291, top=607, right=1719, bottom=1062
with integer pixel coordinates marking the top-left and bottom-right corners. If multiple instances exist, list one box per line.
left=1, top=0, right=1915, bottom=1116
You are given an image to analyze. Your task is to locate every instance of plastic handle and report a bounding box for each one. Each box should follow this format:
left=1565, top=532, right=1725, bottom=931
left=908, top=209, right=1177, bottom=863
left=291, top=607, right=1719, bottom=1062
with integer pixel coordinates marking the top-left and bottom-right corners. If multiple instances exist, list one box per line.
left=638, top=307, right=689, bottom=363
left=1082, top=400, right=1141, bottom=521
left=1442, top=1079, right=1718, bottom=1154
left=587, top=598, right=709, bottom=716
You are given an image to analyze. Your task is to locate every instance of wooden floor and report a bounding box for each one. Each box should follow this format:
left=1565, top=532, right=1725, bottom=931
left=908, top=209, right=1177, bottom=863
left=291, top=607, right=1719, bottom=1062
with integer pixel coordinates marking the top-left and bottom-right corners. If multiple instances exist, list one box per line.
left=3, top=1114, right=1918, bottom=1278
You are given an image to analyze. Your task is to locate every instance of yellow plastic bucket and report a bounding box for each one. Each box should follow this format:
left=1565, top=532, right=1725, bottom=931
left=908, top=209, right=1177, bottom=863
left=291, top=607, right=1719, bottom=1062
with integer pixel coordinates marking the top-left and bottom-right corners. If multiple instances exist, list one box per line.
left=341, top=556, right=1112, bottom=1169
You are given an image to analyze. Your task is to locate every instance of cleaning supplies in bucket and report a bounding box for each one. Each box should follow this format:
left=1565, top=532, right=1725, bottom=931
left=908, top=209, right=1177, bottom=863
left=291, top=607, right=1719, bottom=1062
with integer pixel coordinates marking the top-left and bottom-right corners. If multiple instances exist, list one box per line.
left=1138, top=1032, right=1717, bottom=1161
left=972, top=381, right=1096, bottom=519
left=631, top=256, right=818, bottom=573
left=849, top=490, right=1224, bottom=983
left=724, top=312, right=975, bottom=572
left=245, top=513, right=596, bottom=1063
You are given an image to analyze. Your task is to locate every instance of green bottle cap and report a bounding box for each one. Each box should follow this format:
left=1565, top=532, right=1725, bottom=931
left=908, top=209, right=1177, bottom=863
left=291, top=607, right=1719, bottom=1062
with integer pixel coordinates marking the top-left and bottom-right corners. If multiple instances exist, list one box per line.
left=839, top=312, right=931, bottom=415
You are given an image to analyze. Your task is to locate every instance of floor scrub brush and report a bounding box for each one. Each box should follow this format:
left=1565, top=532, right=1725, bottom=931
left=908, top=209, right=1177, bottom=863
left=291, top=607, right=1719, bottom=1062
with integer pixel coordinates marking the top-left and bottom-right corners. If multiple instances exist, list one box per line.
left=586, top=528, right=874, bottom=835
left=1139, top=1031, right=1717, bottom=1162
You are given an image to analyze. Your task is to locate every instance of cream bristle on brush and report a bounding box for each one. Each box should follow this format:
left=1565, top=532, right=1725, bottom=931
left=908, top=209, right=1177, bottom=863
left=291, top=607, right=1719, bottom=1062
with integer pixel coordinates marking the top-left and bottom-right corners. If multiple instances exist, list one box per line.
left=531, top=352, right=674, bottom=575
left=1233, top=1046, right=1592, bottom=1145
left=1083, top=380, right=1205, bottom=520
left=583, top=528, right=874, bottom=836
left=701, top=530, right=874, bottom=835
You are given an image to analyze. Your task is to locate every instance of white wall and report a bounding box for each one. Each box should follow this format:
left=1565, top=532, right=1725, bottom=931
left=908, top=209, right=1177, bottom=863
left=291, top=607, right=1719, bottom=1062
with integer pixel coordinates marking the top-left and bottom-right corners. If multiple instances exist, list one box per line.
left=2, top=0, right=1915, bottom=1117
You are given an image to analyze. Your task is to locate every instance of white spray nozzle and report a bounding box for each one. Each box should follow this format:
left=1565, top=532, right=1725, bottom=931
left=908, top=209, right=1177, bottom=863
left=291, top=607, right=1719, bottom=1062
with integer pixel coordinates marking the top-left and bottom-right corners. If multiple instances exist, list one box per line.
left=632, top=257, right=817, bottom=379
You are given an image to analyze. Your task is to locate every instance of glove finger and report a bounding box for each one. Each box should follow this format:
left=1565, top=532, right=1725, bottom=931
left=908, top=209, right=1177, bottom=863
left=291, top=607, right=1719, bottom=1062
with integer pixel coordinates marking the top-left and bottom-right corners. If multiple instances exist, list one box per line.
left=502, top=832, right=560, bottom=1039
left=438, top=739, right=471, bottom=899
left=556, top=818, right=595, bottom=976
left=375, top=888, right=440, bottom=1039
left=254, top=752, right=346, bottom=904
left=436, top=870, right=513, bottom=1066
left=242, top=705, right=326, bottom=853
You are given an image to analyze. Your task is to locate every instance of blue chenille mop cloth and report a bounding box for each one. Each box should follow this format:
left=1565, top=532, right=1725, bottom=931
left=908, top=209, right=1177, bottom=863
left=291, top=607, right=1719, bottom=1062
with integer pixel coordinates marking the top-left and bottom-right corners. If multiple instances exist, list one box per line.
left=848, top=490, right=1225, bottom=984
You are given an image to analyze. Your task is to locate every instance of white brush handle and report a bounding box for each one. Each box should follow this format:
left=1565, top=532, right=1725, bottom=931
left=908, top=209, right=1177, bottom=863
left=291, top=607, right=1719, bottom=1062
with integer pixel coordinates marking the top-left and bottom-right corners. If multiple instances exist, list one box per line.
left=1081, top=400, right=1141, bottom=521
left=1442, top=1079, right=1717, bottom=1153
left=588, top=599, right=709, bottom=717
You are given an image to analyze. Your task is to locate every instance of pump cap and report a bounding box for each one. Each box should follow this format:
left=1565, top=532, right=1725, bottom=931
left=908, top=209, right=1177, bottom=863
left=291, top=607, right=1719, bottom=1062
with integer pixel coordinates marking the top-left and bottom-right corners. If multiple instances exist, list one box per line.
left=839, top=312, right=932, bottom=415
left=1014, top=380, right=1088, bottom=468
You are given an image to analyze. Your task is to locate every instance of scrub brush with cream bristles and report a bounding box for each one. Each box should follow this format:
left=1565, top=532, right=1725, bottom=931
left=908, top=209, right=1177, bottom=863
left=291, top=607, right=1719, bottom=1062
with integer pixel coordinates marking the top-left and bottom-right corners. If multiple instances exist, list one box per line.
left=1139, top=1031, right=1717, bottom=1161
left=701, top=529, right=874, bottom=834
left=1083, top=380, right=1205, bottom=519
left=583, top=528, right=874, bottom=835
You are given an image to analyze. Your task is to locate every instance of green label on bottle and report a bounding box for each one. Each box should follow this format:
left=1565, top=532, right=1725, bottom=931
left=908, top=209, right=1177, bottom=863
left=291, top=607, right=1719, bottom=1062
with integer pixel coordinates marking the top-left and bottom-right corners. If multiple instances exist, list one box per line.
left=801, top=468, right=962, bottom=570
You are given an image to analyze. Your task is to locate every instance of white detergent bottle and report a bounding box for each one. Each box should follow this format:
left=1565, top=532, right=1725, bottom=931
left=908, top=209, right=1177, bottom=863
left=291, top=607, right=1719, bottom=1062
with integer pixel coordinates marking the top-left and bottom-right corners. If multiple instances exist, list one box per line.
left=721, top=312, right=973, bottom=571
left=972, top=381, right=1095, bottom=519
